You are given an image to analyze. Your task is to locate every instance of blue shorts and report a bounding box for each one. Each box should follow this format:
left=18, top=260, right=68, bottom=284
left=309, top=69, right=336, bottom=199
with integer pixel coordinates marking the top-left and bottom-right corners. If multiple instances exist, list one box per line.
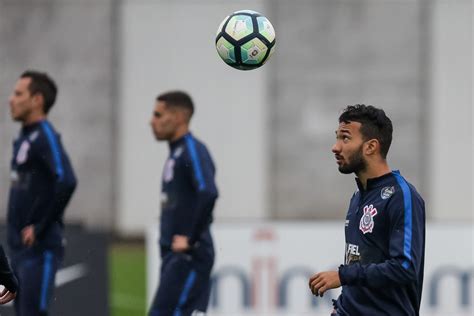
left=11, top=247, right=64, bottom=316
left=149, top=252, right=212, bottom=316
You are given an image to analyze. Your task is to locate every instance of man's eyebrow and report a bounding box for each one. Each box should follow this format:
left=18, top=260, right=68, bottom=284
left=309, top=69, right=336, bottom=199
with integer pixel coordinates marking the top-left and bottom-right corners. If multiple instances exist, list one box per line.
left=336, top=128, right=351, bottom=134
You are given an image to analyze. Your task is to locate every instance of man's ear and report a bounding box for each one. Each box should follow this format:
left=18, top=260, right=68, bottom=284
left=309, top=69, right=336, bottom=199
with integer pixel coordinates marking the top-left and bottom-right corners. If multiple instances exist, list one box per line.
left=31, top=93, right=44, bottom=112
left=177, top=109, right=191, bottom=124
left=364, top=139, right=380, bottom=156
left=173, top=109, right=184, bottom=123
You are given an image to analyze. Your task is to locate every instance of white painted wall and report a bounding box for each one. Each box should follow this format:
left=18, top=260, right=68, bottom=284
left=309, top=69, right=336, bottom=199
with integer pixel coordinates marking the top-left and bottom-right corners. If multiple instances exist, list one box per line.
left=117, top=1, right=270, bottom=235
left=429, top=0, right=473, bottom=221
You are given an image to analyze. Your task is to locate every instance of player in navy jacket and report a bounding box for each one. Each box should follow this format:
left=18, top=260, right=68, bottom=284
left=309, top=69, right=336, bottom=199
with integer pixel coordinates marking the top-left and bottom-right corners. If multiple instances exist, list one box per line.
left=309, top=104, right=425, bottom=316
left=149, top=91, right=218, bottom=316
left=7, top=71, right=77, bottom=316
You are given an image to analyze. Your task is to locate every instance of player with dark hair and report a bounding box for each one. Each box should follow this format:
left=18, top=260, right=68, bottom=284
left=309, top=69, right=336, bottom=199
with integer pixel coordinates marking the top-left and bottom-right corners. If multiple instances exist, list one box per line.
left=309, top=104, right=426, bottom=316
left=7, top=70, right=77, bottom=316
left=148, top=91, right=218, bottom=316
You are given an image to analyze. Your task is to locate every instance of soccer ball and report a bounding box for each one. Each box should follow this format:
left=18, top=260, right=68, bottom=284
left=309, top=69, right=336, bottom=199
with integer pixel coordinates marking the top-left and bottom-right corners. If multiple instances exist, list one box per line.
left=215, top=10, right=276, bottom=71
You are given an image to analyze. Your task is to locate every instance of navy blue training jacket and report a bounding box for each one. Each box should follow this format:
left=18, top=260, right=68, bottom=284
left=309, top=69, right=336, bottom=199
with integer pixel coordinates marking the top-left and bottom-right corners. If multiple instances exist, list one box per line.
left=159, top=132, right=218, bottom=272
left=335, top=171, right=425, bottom=316
left=7, top=120, right=77, bottom=251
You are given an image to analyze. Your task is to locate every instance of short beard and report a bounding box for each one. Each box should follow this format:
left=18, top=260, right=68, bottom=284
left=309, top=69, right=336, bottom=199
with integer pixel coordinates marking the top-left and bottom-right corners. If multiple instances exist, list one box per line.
left=338, top=145, right=367, bottom=174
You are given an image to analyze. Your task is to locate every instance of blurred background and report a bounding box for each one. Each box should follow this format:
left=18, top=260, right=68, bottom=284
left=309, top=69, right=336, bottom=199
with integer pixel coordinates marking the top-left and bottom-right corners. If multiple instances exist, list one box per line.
left=0, top=0, right=472, bottom=315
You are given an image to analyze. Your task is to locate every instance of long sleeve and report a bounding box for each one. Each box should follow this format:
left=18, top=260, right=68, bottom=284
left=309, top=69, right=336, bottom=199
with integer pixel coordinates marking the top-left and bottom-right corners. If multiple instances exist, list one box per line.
left=180, top=136, right=218, bottom=245
left=30, top=123, right=77, bottom=239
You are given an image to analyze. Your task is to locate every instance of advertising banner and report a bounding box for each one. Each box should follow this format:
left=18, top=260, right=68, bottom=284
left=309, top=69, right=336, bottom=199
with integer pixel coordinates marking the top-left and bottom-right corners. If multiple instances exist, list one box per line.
left=147, top=222, right=473, bottom=316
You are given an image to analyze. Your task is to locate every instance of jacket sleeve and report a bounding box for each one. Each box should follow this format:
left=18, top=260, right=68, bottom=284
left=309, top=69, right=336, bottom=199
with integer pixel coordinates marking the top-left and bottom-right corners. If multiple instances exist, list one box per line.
left=339, top=182, right=425, bottom=288
left=180, top=140, right=218, bottom=245
left=0, top=245, right=18, bottom=293
left=30, top=131, right=77, bottom=239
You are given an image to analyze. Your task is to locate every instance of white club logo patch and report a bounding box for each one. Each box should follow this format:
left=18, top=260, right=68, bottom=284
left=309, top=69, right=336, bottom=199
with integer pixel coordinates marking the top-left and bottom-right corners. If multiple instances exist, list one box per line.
left=163, top=158, right=175, bottom=182
left=359, top=204, right=378, bottom=234
left=28, top=130, right=39, bottom=142
left=16, top=141, right=30, bottom=164
left=381, top=186, right=395, bottom=199
left=173, top=146, right=184, bottom=158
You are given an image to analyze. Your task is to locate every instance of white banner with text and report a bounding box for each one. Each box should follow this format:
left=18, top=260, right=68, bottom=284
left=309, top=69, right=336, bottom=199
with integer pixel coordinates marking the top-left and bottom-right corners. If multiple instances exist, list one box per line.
left=147, top=222, right=473, bottom=316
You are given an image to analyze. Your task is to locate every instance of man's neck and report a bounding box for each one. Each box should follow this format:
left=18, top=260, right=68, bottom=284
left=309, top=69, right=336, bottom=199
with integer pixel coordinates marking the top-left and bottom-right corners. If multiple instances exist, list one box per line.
left=22, top=114, right=46, bottom=127
left=169, top=126, right=189, bottom=143
left=356, top=161, right=391, bottom=190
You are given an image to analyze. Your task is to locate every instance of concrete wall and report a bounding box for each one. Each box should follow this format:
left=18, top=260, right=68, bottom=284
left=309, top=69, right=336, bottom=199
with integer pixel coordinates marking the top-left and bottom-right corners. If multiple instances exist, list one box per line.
left=428, top=0, right=472, bottom=221
left=268, top=0, right=427, bottom=219
left=117, top=0, right=270, bottom=235
left=0, top=0, right=116, bottom=230
left=0, top=0, right=471, bottom=236
left=117, top=0, right=472, bottom=233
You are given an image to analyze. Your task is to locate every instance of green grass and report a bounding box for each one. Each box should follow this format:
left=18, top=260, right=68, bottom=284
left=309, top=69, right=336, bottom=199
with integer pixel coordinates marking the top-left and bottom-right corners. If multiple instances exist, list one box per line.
left=109, top=243, right=147, bottom=316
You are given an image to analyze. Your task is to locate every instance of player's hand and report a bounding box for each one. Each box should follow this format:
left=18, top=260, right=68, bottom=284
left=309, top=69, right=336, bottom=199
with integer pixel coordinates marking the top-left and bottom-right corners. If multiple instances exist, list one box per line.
left=21, top=225, right=35, bottom=247
left=0, top=287, right=16, bottom=304
left=309, top=271, right=341, bottom=297
left=171, top=235, right=190, bottom=253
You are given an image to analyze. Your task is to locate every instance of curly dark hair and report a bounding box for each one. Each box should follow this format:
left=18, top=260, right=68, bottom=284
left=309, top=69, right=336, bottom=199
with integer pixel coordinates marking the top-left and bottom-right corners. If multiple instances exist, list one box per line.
left=339, top=104, right=393, bottom=158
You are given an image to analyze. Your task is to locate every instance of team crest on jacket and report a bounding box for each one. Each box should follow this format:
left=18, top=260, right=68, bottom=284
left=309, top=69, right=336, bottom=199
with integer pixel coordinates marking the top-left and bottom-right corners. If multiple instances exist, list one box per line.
left=16, top=141, right=30, bottom=164
left=28, top=130, right=39, bottom=142
left=173, top=146, right=184, bottom=158
left=163, top=159, right=175, bottom=182
left=381, top=186, right=395, bottom=199
left=359, top=204, right=378, bottom=234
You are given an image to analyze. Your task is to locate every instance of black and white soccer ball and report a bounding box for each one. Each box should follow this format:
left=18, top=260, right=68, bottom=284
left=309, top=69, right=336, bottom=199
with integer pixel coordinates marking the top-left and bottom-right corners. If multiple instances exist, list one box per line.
left=215, top=10, right=276, bottom=71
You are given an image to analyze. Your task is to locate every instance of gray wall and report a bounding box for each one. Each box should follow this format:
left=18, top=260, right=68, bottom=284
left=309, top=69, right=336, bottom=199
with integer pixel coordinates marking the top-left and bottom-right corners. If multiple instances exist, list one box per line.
left=0, top=0, right=470, bottom=234
left=0, top=0, right=116, bottom=230
left=268, top=0, right=427, bottom=219
left=428, top=0, right=472, bottom=221
left=116, top=0, right=270, bottom=235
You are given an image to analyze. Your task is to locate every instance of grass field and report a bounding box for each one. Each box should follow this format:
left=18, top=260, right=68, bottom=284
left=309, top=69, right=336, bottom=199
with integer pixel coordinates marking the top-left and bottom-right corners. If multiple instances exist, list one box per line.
left=109, top=243, right=147, bottom=316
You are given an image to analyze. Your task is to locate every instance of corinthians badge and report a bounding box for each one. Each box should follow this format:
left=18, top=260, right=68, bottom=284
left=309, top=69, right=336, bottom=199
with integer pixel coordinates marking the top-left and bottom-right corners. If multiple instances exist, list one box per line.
left=359, top=204, right=378, bottom=234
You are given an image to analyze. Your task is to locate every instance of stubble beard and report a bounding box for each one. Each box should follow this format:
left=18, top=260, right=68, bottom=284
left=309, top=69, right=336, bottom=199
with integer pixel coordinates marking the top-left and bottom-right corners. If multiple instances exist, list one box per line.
left=338, top=145, right=367, bottom=175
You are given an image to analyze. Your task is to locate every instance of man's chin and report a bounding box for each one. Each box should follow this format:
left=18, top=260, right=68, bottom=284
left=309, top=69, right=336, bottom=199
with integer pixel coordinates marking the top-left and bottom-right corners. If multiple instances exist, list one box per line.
left=338, top=166, right=354, bottom=174
left=154, top=134, right=167, bottom=141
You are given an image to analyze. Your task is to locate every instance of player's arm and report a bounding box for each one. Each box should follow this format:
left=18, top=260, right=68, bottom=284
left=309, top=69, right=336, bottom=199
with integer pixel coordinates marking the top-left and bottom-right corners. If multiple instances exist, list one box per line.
left=175, top=140, right=218, bottom=249
left=26, top=130, right=77, bottom=242
left=0, top=245, right=18, bottom=303
left=338, top=185, right=425, bottom=288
